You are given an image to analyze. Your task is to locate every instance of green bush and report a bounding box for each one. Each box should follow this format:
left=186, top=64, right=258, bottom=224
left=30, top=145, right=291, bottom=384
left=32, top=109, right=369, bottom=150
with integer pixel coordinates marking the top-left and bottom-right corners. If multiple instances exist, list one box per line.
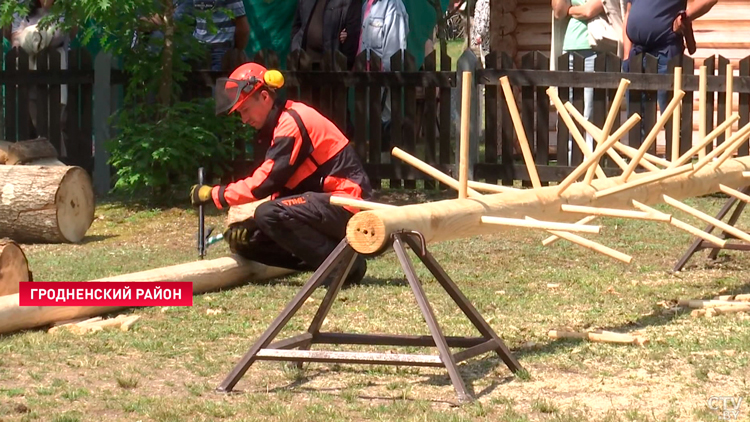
left=106, top=97, right=255, bottom=197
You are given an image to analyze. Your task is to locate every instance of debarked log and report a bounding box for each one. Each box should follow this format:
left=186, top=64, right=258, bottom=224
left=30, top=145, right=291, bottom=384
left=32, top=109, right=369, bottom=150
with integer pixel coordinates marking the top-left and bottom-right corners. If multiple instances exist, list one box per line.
left=0, top=238, right=31, bottom=296
left=345, top=156, right=750, bottom=255
left=0, top=255, right=295, bottom=335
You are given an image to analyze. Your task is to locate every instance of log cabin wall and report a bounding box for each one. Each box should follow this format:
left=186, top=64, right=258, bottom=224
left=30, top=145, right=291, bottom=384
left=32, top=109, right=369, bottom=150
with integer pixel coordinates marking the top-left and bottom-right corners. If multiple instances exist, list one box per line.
left=491, top=0, right=552, bottom=67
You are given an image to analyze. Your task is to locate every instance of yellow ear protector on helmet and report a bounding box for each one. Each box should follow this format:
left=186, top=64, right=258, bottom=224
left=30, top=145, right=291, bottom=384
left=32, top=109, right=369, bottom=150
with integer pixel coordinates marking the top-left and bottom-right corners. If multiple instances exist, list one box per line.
left=240, top=69, right=284, bottom=95
left=263, top=70, right=284, bottom=89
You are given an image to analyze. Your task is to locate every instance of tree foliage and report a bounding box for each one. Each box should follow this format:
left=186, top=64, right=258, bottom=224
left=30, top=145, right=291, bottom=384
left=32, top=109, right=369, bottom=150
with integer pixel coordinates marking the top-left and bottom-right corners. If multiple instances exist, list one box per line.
left=0, top=1, right=252, bottom=195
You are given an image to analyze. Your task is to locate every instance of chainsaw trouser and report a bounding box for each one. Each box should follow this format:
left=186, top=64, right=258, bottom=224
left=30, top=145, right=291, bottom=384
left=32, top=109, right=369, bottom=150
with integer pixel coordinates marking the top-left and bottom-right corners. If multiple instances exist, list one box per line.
left=229, top=192, right=355, bottom=271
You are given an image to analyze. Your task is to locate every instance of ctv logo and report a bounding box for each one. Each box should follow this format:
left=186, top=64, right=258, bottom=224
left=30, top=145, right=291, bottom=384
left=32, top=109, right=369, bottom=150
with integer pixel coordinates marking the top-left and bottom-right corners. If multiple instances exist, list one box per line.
left=707, top=396, right=743, bottom=420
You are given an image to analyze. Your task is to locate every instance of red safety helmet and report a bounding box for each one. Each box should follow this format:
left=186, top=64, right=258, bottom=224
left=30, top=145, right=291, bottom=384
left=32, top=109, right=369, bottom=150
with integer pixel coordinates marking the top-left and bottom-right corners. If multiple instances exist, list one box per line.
left=215, top=62, right=284, bottom=115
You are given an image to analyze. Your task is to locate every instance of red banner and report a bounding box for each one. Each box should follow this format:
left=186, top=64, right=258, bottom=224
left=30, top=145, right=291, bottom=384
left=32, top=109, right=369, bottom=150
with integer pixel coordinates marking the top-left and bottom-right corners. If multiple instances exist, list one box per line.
left=18, top=282, right=193, bottom=307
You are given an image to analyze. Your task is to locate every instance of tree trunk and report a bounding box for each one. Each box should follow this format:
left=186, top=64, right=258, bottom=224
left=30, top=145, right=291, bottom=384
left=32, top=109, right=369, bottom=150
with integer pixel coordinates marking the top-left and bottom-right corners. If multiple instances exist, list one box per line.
left=158, top=0, right=175, bottom=108
left=346, top=156, right=750, bottom=254
left=0, top=255, right=295, bottom=335
left=0, top=238, right=31, bottom=296
left=5, top=138, right=59, bottom=165
left=0, top=166, right=95, bottom=243
left=0, top=141, right=12, bottom=164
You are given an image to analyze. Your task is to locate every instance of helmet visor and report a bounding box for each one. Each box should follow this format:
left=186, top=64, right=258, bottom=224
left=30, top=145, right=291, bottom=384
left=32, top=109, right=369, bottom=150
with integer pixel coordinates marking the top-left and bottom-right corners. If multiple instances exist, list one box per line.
left=214, top=77, right=259, bottom=115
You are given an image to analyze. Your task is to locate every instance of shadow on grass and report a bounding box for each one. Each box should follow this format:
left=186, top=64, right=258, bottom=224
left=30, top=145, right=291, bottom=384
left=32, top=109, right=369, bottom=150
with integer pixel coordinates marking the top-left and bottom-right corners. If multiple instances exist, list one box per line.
left=79, top=234, right=119, bottom=244
left=244, top=357, right=514, bottom=405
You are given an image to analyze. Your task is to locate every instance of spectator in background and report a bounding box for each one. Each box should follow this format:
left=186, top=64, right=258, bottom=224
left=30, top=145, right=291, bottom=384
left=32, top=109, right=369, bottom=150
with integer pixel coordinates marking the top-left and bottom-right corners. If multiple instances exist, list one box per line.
left=623, top=0, right=718, bottom=114
left=7, top=0, right=73, bottom=151
left=358, top=0, right=409, bottom=162
left=291, top=0, right=361, bottom=70
left=552, top=0, right=618, bottom=156
left=471, top=0, right=489, bottom=68
left=183, top=0, right=251, bottom=72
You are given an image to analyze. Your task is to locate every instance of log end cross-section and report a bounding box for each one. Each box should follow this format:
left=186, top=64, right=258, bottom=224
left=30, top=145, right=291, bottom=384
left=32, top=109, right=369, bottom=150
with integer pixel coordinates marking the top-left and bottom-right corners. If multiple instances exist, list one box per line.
left=0, top=166, right=95, bottom=244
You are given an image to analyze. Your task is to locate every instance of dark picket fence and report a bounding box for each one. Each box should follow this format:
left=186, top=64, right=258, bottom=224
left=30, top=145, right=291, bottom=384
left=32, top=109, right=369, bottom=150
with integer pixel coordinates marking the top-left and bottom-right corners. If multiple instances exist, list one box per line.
left=4, top=45, right=750, bottom=193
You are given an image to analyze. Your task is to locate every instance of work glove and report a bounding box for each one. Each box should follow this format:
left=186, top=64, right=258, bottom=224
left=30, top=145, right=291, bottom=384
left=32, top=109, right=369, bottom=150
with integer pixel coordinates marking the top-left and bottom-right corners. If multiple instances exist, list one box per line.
left=223, top=225, right=251, bottom=252
left=190, top=184, right=213, bottom=207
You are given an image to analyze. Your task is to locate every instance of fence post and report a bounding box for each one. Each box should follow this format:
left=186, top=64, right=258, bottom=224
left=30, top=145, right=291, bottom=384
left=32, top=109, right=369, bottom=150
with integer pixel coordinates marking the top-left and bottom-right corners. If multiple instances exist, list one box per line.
left=93, top=52, right=112, bottom=196
left=454, top=49, right=480, bottom=179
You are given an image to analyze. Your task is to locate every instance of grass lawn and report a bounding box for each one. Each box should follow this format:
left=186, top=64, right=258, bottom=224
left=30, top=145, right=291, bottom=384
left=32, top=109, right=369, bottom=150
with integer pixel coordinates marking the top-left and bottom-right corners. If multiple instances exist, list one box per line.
left=1, top=189, right=750, bottom=422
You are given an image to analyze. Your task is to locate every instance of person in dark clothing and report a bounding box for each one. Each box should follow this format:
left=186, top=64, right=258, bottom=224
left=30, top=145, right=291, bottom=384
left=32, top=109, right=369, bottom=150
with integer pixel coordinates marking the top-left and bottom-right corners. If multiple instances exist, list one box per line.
left=623, top=0, right=718, bottom=113
left=190, top=62, right=372, bottom=286
left=290, top=0, right=361, bottom=69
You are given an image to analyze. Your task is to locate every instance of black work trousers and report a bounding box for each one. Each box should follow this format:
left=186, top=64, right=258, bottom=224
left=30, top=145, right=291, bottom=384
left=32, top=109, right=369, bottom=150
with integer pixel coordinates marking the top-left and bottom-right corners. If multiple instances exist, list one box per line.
left=230, top=192, right=354, bottom=271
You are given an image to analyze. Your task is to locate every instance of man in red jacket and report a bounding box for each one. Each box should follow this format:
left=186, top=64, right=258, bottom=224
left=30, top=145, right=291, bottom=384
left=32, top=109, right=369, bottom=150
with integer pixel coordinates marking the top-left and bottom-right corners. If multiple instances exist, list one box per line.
left=190, top=62, right=372, bottom=286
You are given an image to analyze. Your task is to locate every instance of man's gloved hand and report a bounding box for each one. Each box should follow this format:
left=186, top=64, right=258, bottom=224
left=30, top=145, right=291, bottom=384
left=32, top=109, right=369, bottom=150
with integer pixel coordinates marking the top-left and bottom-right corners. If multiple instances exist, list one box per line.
left=190, top=184, right=213, bottom=207
left=223, top=225, right=251, bottom=252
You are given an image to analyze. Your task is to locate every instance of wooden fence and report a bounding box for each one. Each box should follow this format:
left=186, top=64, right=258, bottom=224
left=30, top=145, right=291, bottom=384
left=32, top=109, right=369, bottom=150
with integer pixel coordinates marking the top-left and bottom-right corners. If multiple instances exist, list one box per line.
left=4, top=46, right=750, bottom=194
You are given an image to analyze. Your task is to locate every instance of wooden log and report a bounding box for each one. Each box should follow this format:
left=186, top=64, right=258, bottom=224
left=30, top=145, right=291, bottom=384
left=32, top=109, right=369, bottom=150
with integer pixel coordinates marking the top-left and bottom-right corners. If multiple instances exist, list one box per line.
left=5, top=138, right=58, bottom=165
left=0, top=255, right=295, bottom=335
left=586, top=79, right=630, bottom=184
left=466, top=181, right=518, bottom=193
left=564, top=102, right=633, bottom=172
left=692, top=304, right=750, bottom=318
left=500, top=76, right=541, bottom=188
left=631, top=200, right=727, bottom=248
left=459, top=72, right=472, bottom=199
left=391, top=147, right=482, bottom=197
left=719, top=184, right=750, bottom=203
left=548, top=329, right=648, bottom=346
left=671, top=117, right=742, bottom=168
left=226, top=197, right=271, bottom=226
left=344, top=155, right=750, bottom=255
left=621, top=91, right=684, bottom=181
left=0, top=238, right=31, bottom=296
left=547, top=87, right=607, bottom=179
left=726, top=63, right=734, bottom=140
left=594, top=164, right=694, bottom=199
left=0, top=141, right=12, bottom=164
left=709, top=122, right=750, bottom=171
left=557, top=114, right=642, bottom=195
left=23, top=158, right=66, bottom=166
left=481, top=216, right=601, bottom=234
left=678, top=299, right=749, bottom=309
left=560, top=204, right=672, bottom=222
left=688, top=116, right=745, bottom=174
left=330, top=196, right=396, bottom=210
left=672, top=67, right=683, bottom=162
left=527, top=217, right=632, bottom=263
left=612, top=142, right=664, bottom=170
left=699, top=65, right=707, bottom=159
left=541, top=216, right=598, bottom=246
left=0, top=165, right=95, bottom=243
left=663, top=194, right=750, bottom=243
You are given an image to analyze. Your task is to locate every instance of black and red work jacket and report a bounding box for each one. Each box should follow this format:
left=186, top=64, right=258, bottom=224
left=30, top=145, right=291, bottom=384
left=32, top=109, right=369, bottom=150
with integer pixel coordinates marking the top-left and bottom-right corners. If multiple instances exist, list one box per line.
left=210, top=99, right=373, bottom=213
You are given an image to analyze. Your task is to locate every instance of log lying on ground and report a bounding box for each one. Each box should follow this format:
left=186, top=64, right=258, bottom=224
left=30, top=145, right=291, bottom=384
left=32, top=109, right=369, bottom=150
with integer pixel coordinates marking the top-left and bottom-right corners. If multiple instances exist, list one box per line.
left=0, top=238, right=31, bottom=296
left=678, top=299, right=749, bottom=309
left=0, top=165, right=94, bottom=243
left=548, top=329, right=649, bottom=346
left=692, top=304, right=750, bottom=318
left=4, top=138, right=59, bottom=165
left=0, top=255, right=295, bottom=335
left=346, top=156, right=750, bottom=255
left=0, top=141, right=12, bottom=164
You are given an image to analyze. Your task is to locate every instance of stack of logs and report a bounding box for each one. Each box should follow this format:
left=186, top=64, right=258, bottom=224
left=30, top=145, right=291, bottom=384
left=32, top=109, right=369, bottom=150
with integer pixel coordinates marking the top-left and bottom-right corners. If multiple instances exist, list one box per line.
left=0, top=137, right=96, bottom=297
